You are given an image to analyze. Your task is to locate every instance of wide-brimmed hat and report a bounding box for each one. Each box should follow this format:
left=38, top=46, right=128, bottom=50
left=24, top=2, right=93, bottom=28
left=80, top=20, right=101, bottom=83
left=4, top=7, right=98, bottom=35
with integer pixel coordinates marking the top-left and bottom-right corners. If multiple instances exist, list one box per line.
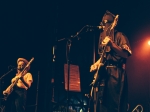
left=17, top=58, right=30, bottom=71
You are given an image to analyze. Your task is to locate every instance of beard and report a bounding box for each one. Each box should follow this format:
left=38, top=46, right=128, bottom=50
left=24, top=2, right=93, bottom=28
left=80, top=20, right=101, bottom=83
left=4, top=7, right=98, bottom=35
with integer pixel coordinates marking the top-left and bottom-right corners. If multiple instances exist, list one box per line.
left=17, top=67, right=24, bottom=71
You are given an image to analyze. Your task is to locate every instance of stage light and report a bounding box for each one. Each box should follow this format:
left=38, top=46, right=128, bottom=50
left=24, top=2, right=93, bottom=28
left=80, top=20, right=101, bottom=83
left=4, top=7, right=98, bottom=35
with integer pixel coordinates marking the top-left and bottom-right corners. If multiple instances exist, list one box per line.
left=148, top=41, right=150, bottom=45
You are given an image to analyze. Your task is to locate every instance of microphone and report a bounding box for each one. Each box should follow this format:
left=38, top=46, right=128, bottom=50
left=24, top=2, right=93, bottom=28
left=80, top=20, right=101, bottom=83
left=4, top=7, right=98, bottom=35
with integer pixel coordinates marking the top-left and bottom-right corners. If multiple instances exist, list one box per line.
left=8, top=65, right=16, bottom=69
left=87, top=25, right=104, bottom=29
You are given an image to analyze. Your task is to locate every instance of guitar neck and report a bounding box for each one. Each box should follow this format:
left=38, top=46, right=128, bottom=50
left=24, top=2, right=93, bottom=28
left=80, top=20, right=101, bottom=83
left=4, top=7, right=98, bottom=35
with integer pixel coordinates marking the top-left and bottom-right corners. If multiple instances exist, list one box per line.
left=99, top=46, right=107, bottom=63
left=10, top=78, right=20, bottom=88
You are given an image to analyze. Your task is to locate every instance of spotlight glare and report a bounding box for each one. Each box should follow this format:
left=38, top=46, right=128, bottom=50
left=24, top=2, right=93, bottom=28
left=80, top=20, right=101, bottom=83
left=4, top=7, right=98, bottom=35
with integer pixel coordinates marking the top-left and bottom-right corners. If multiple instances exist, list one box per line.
left=148, top=41, right=150, bottom=45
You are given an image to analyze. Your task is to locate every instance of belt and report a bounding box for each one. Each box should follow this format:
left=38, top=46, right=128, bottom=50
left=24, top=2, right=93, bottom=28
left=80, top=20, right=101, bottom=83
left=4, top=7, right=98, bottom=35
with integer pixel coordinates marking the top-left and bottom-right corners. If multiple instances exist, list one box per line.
left=106, top=65, right=117, bottom=68
left=106, top=60, right=124, bottom=68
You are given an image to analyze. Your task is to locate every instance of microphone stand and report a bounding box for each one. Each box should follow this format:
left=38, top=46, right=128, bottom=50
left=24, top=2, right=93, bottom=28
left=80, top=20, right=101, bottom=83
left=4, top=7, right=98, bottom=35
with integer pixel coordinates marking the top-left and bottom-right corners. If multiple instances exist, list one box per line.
left=66, top=38, right=71, bottom=112
left=0, top=67, right=16, bottom=111
left=35, top=71, right=39, bottom=112
left=57, top=25, right=94, bottom=112
left=57, top=36, right=74, bottom=112
left=65, top=25, right=89, bottom=112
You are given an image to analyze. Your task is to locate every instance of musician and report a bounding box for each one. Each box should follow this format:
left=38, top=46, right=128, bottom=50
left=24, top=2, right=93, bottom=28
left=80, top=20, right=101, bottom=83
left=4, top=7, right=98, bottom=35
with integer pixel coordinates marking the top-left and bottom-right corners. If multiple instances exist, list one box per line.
left=3, top=58, right=33, bottom=112
left=90, top=11, right=132, bottom=112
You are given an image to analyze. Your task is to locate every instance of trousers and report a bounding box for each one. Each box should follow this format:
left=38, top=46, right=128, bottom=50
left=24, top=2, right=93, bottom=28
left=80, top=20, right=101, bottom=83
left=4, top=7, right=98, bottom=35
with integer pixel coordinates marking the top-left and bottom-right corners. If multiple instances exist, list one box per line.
left=5, top=86, right=27, bottom=112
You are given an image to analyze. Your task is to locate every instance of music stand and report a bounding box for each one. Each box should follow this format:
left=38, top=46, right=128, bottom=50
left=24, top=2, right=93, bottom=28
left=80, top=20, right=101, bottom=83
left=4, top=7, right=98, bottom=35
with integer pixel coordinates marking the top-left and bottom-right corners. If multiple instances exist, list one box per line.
left=64, top=63, right=81, bottom=112
left=64, top=64, right=81, bottom=92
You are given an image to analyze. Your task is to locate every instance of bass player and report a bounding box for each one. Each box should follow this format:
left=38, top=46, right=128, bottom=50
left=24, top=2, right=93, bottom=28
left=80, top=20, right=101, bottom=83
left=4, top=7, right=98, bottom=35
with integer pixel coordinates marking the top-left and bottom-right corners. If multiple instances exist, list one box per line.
left=3, top=58, right=33, bottom=112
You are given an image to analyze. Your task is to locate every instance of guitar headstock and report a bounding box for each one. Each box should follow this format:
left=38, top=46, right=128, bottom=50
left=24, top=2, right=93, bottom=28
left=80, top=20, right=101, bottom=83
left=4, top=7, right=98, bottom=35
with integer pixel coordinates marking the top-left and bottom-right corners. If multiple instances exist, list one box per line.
left=24, top=57, right=34, bottom=69
left=110, top=15, right=119, bottom=31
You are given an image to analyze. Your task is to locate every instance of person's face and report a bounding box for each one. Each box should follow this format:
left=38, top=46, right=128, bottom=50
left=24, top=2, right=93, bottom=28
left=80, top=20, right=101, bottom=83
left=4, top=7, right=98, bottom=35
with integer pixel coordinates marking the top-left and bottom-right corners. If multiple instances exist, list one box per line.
left=17, top=61, right=26, bottom=71
left=101, top=14, right=114, bottom=31
left=102, top=20, right=112, bottom=31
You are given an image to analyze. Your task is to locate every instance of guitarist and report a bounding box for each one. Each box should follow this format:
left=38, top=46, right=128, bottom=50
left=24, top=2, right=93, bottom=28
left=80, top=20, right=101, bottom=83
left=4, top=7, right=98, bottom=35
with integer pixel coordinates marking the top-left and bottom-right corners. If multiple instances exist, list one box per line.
left=3, top=58, right=33, bottom=112
left=90, top=11, right=132, bottom=112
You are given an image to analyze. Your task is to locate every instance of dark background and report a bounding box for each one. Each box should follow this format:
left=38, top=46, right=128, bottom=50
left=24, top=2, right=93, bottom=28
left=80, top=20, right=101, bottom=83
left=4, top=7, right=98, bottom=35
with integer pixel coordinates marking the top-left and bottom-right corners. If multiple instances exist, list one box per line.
left=1, top=0, right=150, bottom=112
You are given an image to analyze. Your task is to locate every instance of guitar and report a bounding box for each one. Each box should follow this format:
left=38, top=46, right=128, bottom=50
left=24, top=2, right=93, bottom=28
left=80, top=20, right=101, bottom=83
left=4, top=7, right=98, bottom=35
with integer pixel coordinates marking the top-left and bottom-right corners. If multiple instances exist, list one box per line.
left=89, top=14, right=119, bottom=97
left=3, top=57, right=34, bottom=101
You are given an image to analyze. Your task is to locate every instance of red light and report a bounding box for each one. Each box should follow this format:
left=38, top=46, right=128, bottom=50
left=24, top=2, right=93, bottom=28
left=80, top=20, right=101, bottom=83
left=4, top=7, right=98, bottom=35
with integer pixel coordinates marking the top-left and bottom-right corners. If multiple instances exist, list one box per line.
left=148, top=41, right=150, bottom=45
